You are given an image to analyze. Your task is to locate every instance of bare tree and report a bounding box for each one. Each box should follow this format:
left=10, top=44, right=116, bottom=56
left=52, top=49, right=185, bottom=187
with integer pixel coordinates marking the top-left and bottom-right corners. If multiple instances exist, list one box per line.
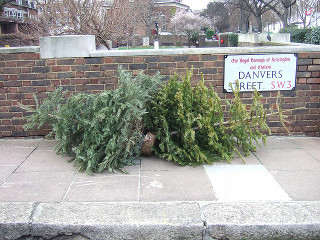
left=258, top=0, right=297, bottom=28
left=291, top=0, right=319, bottom=27
left=202, top=1, right=230, bottom=32
left=35, top=0, right=143, bottom=49
left=228, top=0, right=270, bottom=32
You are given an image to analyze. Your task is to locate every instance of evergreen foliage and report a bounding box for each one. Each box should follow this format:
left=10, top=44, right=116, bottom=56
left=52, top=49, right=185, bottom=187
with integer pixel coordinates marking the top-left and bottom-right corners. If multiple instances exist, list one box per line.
left=144, top=69, right=270, bottom=166
left=22, top=68, right=163, bottom=174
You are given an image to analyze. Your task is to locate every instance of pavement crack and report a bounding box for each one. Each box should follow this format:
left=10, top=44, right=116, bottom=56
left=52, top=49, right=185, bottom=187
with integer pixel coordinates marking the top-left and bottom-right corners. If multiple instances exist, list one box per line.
left=198, top=202, right=209, bottom=240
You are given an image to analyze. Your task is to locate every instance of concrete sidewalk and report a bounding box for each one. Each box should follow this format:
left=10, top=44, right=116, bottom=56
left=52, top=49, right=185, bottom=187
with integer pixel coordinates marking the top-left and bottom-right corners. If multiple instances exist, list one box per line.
left=0, top=136, right=319, bottom=239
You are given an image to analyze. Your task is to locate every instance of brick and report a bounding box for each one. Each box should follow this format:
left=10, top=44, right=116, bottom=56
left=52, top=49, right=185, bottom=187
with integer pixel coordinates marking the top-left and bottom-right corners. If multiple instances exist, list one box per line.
left=2, top=54, right=21, bottom=61
left=21, top=68, right=31, bottom=73
left=6, top=61, right=16, bottom=67
left=90, top=65, right=100, bottom=71
left=161, top=56, right=173, bottom=62
left=33, top=66, right=50, bottom=73
left=73, top=65, right=90, bottom=71
left=308, top=53, right=320, bottom=58
left=61, top=79, right=70, bottom=85
left=4, top=68, right=20, bottom=74
left=57, top=72, right=73, bottom=79
left=0, top=126, right=14, bottom=131
left=201, top=55, right=218, bottom=61
left=87, top=72, right=102, bottom=78
left=9, top=106, right=25, bottom=112
left=159, top=63, right=176, bottom=69
left=313, top=59, right=320, bottom=64
left=7, top=94, right=25, bottom=100
left=35, top=60, right=46, bottom=66
left=4, top=81, right=21, bottom=87
left=147, top=63, right=158, bottom=69
left=19, top=73, right=37, bottom=80
left=86, top=85, right=104, bottom=90
left=267, top=121, right=283, bottom=127
left=0, top=112, right=13, bottom=119
left=85, top=57, right=102, bottom=64
left=101, top=64, right=118, bottom=71
left=306, top=103, right=320, bottom=109
left=0, top=100, right=11, bottom=106
left=37, top=86, right=47, bottom=92
left=129, top=64, right=147, bottom=70
left=296, top=72, right=311, bottom=78
left=61, top=86, right=75, bottom=91
left=298, top=66, right=307, bottom=71
left=134, top=57, right=144, bottom=63
left=11, top=118, right=27, bottom=125
left=61, top=66, right=71, bottom=71
left=74, top=58, right=85, bottom=65
left=104, top=58, right=114, bottom=63
left=51, top=80, right=61, bottom=86
left=12, top=131, right=29, bottom=137
left=200, top=68, right=217, bottom=74
left=297, top=59, right=312, bottom=65
left=308, top=65, right=320, bottom=71
left=32, top=80, right=51, bottom=86
left=176, top=62, right=186, bottom=68
left=71, top=79, right=89, bottom=85
left=173, top=55, right=189, bottom=62
left=57, top=59, right=75, bottom=65
left=311, top=71, right=320, bottom=77
left=9, top=88, right=17, bottom=93
left=47, top=73, right=57, bottom=79
left=307, top=78, right=320, bottom=84
left=46, top=59, right=56, bottom=65
left=187, top=62, right=204, bottom=68
left=281, top=91, right=296, bottom=97
left=22, top=81, right=32, bottom=86
left=298, top=52, right=309, bottom=59
left=189, top=55, right=200, bottom=61
left=51, top=66, right=62, bottom=72
left=144, top=56, right=161, bottom=63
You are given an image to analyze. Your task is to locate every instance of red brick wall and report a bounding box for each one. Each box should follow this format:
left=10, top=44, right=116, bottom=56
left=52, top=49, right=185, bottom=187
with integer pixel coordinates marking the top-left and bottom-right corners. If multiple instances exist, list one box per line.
left=0, top=52, right=319, bottom=137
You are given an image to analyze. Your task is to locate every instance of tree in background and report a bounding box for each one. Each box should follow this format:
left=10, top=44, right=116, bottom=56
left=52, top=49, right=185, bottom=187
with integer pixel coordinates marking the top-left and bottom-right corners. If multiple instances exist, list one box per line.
left=202, top=1, right=230, bottom=32
left=170, top=9, right=212, bottom=46
left=33, top=0, right=144, bottom=49
left=259, top=0, right=297, bottom=28
left=229, top=0, right=270, bottom=33
left=291, top=0, right=320, bottom=27
left=0, top=0, right=11, bottom=11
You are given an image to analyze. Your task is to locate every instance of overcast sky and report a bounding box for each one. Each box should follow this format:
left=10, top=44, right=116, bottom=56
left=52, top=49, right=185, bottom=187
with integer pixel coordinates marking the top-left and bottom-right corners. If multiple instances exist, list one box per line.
left=181, top=0, right=212, bottom=11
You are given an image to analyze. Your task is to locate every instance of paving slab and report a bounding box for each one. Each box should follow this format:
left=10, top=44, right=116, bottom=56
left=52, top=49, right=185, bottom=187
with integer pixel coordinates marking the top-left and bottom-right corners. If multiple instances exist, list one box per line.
left=270, top=169, right=320, bottom=201
left=16, top=149, right=75, bottom=173
left=289, top=137, right=320, bottom=150
left=140, top=167, right=216, bottom=202
left=204, top=165, right=291, bottom=201
left=64, top=171, right=140, bottom=202
left=30, top=202, right=203, bottom=240
left=0, top=139, right=42, bottom=149
left=0, top=147, right=36, bottom=166
left=255, top=148, right=320, bottom=170
left=0, top=172, right=75, bottom=202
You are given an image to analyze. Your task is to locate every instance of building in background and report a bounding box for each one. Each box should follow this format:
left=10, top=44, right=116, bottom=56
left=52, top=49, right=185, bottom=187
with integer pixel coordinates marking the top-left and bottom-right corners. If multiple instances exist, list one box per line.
left=0, top=0, right=37, bottom=34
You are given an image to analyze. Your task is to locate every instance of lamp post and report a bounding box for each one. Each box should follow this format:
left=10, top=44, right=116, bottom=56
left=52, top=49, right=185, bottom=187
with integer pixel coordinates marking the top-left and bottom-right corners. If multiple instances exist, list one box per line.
left=154, top=20, right=159, bottom=49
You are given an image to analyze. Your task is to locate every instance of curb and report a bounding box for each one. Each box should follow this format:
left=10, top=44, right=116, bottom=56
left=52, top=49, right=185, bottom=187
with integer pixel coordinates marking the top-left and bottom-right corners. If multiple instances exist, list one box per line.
left=1, top=201, right=320, bottom=240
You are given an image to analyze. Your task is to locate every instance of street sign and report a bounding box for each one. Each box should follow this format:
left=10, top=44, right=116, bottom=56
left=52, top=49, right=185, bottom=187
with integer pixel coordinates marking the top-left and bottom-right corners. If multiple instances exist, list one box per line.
left=224, top=54, right=297, bottom=92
